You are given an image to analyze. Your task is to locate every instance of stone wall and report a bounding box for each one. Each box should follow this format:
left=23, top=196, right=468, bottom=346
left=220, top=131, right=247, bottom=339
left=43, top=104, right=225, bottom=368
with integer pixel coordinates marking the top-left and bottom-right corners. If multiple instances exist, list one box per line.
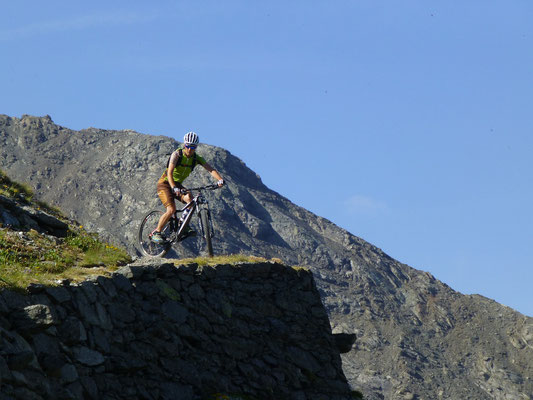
left=0, top=260, right=353, bottom=400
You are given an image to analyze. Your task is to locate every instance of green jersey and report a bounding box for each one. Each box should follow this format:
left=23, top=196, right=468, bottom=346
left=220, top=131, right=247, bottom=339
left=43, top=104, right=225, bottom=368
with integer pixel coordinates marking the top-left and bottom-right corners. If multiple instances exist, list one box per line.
left=159, top=147, right=206, bottom=184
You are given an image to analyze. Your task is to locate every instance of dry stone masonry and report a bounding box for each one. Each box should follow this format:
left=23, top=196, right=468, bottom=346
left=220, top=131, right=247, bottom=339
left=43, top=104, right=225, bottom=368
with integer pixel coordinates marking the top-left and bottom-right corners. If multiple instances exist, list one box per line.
left=0, top=259, right=353, bottom=400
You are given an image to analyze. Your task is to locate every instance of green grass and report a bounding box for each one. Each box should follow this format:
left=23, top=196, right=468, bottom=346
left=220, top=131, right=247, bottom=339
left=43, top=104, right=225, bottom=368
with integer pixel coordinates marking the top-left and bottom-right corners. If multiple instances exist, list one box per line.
left=0, top=230, right=284, bottom=292
left=0, top=168, right=34, bottom=201
left=0, top=233, right=289, bottom=292
left=171, top=255, right=313, bottom=274
left=173, top=254, right=273, bottom=266
left=1, top=168, right=64, bottom=216
left=0, top=228, right=131, bottom=290
left=0, top=169, right=132, bottom=290
left=34, top=199, right=64, bottom=217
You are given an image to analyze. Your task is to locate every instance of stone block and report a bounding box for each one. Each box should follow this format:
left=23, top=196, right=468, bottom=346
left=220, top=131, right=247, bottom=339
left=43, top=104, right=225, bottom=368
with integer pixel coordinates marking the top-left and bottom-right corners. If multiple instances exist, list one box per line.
left=13, top=304, right=58, bottom=332
left=45, top=286, right=71, bottom=304
left=161, top=301, right=189, bottom=324
left=72, top=346, right=105, bottom=367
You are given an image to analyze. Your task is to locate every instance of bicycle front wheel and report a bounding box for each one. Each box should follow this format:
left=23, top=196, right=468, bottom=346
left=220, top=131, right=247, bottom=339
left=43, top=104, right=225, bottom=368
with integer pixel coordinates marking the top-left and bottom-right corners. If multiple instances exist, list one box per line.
left=199, top=208, right=213, bottom=257
left=138, top=210, right=171, bottom=257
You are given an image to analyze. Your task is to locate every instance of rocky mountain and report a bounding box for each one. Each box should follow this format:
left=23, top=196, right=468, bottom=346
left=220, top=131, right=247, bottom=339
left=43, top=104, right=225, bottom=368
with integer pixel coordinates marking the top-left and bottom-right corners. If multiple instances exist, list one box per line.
left=2, top=114, right=532, bottom=399
left=0, top=172, right=354, bottom=399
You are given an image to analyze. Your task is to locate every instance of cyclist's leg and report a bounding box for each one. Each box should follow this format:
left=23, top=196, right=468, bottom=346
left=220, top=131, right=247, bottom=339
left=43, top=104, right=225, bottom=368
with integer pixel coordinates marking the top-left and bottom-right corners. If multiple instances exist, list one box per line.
left=156, top=204, right=175, bottom=233
left=156, top=182, right=176, bottom=234
left=182, top=192, right=193, bottom=203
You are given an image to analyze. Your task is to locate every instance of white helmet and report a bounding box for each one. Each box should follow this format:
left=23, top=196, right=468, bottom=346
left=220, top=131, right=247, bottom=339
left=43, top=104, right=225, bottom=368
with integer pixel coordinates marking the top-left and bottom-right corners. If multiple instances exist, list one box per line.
left=184, top=131, right=199, bottom=146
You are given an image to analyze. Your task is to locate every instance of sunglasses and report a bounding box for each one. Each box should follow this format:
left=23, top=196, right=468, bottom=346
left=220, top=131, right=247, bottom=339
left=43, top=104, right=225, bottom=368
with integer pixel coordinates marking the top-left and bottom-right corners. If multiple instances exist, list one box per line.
left=185, top=144, right=197, bottom=150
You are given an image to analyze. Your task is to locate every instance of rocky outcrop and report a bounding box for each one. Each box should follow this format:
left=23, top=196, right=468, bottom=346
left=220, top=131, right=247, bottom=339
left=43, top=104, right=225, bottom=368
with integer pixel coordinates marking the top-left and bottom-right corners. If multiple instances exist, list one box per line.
left=0, top=259, right=353, bottom=400
left=0, top=195, right=68, bottom=237
left=2, top=114, right=533, bottom=399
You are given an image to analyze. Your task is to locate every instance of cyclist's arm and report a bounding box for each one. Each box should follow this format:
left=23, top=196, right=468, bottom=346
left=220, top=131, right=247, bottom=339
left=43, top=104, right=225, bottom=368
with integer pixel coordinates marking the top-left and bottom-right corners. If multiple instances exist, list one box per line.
left=202, top=162, right=223, bottom=182
left=167, top=162, right=179, bottom=190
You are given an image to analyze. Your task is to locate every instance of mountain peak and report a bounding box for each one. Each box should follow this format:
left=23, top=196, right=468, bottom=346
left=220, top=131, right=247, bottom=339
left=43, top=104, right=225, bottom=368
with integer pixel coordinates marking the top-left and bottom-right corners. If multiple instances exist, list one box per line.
left=1, top=115, right=532, bottom=399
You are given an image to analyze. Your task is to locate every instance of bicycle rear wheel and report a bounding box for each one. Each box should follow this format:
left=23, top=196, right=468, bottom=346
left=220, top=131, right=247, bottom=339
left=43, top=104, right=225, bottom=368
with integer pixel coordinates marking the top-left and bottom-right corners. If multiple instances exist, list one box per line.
left=138, top=210, right=171, bottom=257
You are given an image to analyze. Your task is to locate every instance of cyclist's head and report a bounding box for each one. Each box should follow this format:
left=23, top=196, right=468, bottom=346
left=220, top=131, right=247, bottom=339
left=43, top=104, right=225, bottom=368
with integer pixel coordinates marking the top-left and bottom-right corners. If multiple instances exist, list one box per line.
left=184, top=132, right=199, bottom=148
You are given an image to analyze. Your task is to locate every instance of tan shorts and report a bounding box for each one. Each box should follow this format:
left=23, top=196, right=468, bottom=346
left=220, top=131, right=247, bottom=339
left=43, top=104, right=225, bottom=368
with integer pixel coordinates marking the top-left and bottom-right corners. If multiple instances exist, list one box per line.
left=157, top=180, right=185, bottom=208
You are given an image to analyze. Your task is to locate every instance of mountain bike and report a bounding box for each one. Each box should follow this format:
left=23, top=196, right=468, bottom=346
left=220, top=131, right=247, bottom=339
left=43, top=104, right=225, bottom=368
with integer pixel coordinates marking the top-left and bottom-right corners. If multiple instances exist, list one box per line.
left=138, top=184, right=222, bottom=258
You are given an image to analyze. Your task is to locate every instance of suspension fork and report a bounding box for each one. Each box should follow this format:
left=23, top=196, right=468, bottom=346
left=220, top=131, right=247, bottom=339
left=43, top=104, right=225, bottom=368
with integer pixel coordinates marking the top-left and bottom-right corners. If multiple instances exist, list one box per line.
left=198, top=203, right=214, bottom=239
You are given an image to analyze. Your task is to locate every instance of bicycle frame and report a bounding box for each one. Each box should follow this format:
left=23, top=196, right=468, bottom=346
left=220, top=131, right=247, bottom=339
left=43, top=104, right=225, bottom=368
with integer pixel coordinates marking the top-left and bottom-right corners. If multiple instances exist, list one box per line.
left=168, top=187, right=215, bottom=243
left=171, top=199, right=196, bottom=242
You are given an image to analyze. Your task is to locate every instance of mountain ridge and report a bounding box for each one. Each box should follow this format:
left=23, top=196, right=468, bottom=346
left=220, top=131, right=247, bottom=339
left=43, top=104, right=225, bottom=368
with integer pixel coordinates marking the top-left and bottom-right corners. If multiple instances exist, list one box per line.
left=2, top=114, right=532, bottom=399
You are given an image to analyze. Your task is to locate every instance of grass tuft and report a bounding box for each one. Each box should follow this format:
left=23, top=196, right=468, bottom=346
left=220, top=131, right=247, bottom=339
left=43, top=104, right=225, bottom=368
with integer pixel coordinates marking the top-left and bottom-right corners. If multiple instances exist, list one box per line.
left=0, top=168, right=34, bottom=201
left=0, top=169, right=132, bottom=291
left=173, top=254, right=278, bottom=267
left=0, top=228, right=131, bottom=291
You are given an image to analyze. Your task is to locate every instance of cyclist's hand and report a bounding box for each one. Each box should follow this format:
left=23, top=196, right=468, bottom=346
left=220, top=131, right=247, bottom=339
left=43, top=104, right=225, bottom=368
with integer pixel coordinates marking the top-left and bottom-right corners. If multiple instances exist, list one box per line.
left=217, top=179, right=225, bottom=187
left=173, top=187, right=182, bottom=196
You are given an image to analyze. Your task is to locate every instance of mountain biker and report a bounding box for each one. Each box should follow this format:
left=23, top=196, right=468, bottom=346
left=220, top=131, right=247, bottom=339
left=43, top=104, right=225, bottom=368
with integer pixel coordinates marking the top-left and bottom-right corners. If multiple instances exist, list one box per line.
left=151, top=132, right=224, bottom=243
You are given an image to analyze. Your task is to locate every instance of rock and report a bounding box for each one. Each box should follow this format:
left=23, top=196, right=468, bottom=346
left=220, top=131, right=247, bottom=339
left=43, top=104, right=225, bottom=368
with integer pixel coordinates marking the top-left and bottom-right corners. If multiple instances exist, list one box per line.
left=45, top=286, right=72, bottom=303
left=0, top=207, right=20, bottom=227
left=333, top=333, right=357, bottom=354
left=161, top=300, right=189, bottom=324
left=0, top=194, right=67, bottom=236
left=20, top=205, right=68, bottom=232
left=39, top=353, right=67, bottom=377
left=13, top=304, right=57, bottom=332
left=160, top=382, right=194, bottom=400
left=72, top=347, right=105, bottom=366
left=7, top=351, right=35, bottom=370
left=286, top=346, right=322, bottom=374
left=58, top=317, right=87, bottom=345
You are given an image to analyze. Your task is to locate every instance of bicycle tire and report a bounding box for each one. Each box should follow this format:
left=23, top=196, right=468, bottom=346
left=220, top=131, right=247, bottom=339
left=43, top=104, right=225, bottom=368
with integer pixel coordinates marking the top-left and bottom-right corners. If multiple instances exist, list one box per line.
left=138, top=210, right=171, bottom=257
left=199, top=208, right=213, bottom=257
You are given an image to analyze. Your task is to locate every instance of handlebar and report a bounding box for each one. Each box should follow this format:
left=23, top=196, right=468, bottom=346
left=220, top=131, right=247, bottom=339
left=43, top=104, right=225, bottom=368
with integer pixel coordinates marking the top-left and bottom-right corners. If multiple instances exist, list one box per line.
left=175, top=184, right=223, bottom=196
left=186, top=184, right=222, bottom=191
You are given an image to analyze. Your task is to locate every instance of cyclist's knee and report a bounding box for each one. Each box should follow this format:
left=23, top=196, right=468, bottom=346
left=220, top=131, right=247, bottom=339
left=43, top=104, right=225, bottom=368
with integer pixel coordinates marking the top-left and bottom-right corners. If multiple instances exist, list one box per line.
left=165, top=205, right=176, bottom=215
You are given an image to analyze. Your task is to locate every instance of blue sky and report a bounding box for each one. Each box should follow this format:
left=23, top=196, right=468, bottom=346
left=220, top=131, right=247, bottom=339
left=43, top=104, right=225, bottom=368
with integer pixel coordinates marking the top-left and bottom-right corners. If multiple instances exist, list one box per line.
left=1, top=1, right=532, bottom=316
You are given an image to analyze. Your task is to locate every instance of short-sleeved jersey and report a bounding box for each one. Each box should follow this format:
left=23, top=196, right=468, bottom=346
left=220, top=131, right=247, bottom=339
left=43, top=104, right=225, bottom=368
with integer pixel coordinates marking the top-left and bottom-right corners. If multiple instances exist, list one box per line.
left=159, top=147, right=206, bottom=184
